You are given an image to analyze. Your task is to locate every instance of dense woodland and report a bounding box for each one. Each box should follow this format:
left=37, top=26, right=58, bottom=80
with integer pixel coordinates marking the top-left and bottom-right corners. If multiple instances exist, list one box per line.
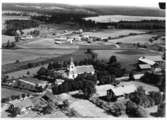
left=31, top=15, right=165, bottom=29
left=3, top=20, right=39, bottom=36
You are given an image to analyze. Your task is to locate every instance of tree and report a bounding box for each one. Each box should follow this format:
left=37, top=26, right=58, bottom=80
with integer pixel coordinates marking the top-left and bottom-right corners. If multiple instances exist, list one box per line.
left=149, top=92, right=163, bottom=105
left=26, top=71, right=30, bottom=75
left=82, top=80, right=96, bottom=98
left=15, top=60, right=20, bottom=64
left=6, top=104, right=14, bottom=113
left=129, top=87, right=155, bottom=108
left=8, top=107, right=21, bottom=117
left=129, top=71, right=135, bottom=81
left=157, top=102, right=165, bottom=117
left=21, top=94, right=26, bottom=99
left=126, top=101, right=148, bottom=117
left=41, top=105, right=52, bottom=115
left=107, top=102, right=126, bottom=116
left=37, top=67, right=48, bottom=76
left=108, top=56, right=117, bottom=64
left=2, top=98, right=10, bottom=103
left=63, top=99, right=70, bottom=108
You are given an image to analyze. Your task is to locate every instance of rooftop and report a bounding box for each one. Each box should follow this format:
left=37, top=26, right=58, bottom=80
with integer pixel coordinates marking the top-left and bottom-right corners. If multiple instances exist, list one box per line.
left=144, top=55, right=163, bottom=62
left=138, top=64, right=151, bottom=69
left=138, top=57, right=155, bottom=65
left=76, top=65, right=95, bottom=74
left=96, top=84, right=137, bottom=97
left=18, top=77, right=47, bottom=85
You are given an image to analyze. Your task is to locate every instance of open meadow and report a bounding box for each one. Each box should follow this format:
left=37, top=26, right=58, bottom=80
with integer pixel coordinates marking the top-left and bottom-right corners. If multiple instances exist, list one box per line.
left=2, top=49, right=76, bottom=65
left=108, top=34, right=157, bottom=44
left=83, top=29, right=146, bottom=38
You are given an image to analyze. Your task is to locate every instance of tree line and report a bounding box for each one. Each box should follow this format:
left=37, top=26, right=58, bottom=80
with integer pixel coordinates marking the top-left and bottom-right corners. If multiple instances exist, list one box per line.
left=31, top=14, right=165, bottom=30
left=3, top=20, right=39, bottom=36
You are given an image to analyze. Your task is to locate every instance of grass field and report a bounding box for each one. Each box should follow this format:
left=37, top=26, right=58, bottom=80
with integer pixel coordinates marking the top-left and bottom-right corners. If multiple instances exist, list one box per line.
left=83, top=29, right=146, bottom=38
left=2, top=49, right=76, bottom=65
left=5, top=64, right=48, bottom=79
left=2, top=88, right=25, bottom=99
left=2, top=49, right=92, bottom=73
left=108, top=34, right=156, bottom=44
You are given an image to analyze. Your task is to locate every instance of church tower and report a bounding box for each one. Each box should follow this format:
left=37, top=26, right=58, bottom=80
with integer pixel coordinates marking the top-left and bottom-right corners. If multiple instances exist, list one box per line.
left=68, top=57, right=77, bottom=79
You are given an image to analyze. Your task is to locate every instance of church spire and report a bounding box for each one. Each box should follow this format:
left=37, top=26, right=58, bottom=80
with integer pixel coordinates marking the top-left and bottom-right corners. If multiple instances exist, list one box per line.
left=70, top=57, right=74, bottom=66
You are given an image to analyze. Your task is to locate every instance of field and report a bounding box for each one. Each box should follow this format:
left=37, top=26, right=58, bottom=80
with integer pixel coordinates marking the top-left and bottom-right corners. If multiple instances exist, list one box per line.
left=83, top=29, right=146, bottom=38
left=84, top=15, right=165, bottom=23
left=94, top=49, right=161, bottom=71
left=5, top=65, right=48, bottom=79
left=2, top=88, right=25, bottom=99
left=69, top=100, right=112, bottom=117
left=108, top=34, right=157, bottom=44
left=17, top=38, right=79, bottom=49
left=2, top=49, right=76, bottom=65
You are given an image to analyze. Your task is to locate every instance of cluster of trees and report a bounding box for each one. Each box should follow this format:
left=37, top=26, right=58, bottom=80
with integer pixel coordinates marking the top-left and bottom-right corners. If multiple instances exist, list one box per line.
left=3, top=20, right=39, bottom=36
left=2, top=40, right=16, bottom=49
left=140, top=71, right=165, bottom=92
left=113, top=20, right=165, bottom=29
left=2, top=93, right=30, bottom=103
left=75, top=55, right=125, bottom=78
left=29, top=30, right=40, bottom=37
left=31, top=14, right=165, bottom=30
left=129, top=87, right=164, bottom=110
left=126, top=101, right=149, bottom=117
left=129, top=87, right=155, bottom=108
left=90, top=96, right=149, bottom=117
left=35, top=67, right=63, bottom=82
left=6, top=104, right=21, bottom=117
left=52, top=79, right=95, bottom=98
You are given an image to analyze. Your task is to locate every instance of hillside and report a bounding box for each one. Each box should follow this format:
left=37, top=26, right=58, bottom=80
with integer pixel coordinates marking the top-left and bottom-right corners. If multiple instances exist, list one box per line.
left=2, top=3, right=165, bottom=17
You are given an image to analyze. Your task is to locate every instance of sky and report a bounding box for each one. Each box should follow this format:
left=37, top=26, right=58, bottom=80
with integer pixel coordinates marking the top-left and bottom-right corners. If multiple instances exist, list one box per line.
left=2, top=0, right=165, bottom=8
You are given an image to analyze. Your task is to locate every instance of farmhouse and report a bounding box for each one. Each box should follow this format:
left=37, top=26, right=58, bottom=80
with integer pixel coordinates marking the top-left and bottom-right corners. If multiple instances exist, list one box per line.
left=67, top=58, right=95, bottom=79
left=138, top=55, right=163, bottom=66
left=13, top=78, right=48, bottom=91
left=96, top=84, right=137, bottom=99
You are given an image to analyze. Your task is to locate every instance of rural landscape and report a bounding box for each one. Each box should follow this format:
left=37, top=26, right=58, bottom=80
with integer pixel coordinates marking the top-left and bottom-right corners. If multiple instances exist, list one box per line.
left=1, top=2, right=166, bottom=118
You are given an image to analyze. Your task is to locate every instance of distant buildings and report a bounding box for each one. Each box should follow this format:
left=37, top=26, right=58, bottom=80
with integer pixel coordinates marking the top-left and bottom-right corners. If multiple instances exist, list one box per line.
left=67, top=58, right=95, bottom=79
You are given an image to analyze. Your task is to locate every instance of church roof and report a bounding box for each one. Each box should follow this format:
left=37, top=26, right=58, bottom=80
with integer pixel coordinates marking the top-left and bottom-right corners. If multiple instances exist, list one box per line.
left=76, top=65, right=95, bottom=74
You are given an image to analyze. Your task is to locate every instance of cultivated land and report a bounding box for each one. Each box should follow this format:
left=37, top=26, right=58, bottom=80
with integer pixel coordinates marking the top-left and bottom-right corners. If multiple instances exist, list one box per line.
left=83, top=29, right=147, bottom=38
left=2, top=49, right=76, bottom=65
left=108, top=34, right=157, bottom=44
left=84, top=15, right=165, bottom=23
left=1, top=88, right=26, bottom=99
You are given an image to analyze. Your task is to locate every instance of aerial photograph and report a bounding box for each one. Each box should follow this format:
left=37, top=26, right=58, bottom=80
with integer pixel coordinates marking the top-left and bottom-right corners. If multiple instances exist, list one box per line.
left=1, top=1, right=166, bottom=118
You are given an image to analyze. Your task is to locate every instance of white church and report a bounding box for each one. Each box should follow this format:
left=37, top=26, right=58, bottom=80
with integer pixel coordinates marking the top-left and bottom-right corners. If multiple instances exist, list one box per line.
left=67, top=58, right=95, bottom=79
